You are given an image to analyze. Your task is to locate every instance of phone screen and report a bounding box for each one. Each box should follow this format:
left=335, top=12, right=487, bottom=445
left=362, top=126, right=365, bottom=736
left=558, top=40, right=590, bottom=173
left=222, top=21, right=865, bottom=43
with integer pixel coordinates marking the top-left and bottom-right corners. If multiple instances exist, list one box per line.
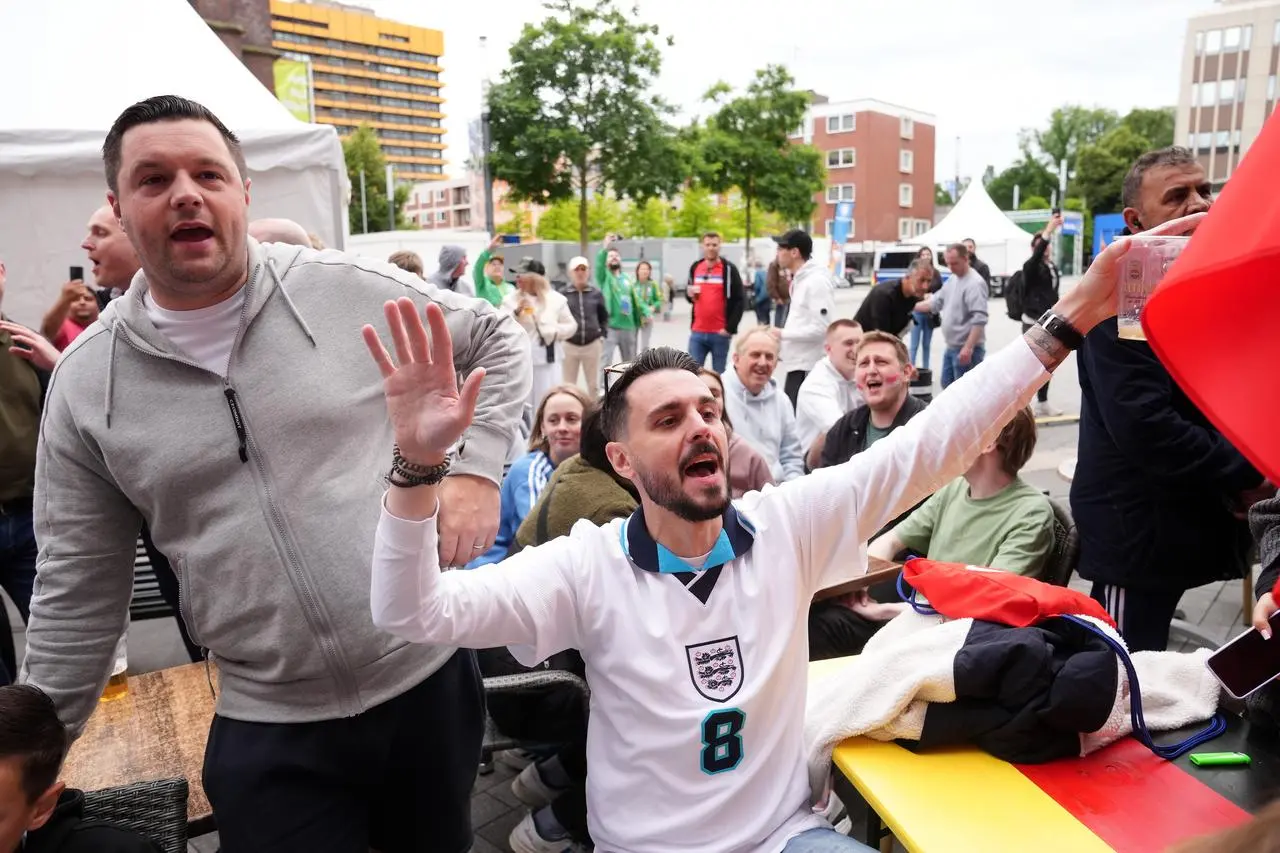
left=1207, top=611, right=1280, bottom=699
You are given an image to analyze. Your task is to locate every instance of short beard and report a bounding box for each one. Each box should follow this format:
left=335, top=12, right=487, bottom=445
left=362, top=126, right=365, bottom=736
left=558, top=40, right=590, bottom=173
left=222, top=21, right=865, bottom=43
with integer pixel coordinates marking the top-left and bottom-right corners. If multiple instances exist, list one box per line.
left=635, top=464, right=728, bottom=523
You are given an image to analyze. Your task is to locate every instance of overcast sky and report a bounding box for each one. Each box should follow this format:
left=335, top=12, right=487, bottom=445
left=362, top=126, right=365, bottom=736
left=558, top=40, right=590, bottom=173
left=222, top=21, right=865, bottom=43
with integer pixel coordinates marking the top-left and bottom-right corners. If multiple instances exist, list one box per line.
left=366, top=0, right=1212, bottom=184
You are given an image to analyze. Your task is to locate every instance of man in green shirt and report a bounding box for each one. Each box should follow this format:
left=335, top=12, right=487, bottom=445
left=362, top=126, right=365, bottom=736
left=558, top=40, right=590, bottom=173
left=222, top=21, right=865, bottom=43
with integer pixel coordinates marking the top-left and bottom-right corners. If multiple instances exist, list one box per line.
left=868, top=405, right=1055, bottom=578
left=472, top=235, right=513, bottom=308
left=596, top=234, right=647, bottom=367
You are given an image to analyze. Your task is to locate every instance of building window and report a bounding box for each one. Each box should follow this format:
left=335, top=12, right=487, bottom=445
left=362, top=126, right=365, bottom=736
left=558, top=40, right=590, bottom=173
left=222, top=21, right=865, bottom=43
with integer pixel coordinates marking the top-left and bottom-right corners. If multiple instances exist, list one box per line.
left=824, top=219, right=834, bottom=236
left=1233, top=128, right=1242, bottom=146
left=899, top=150, right=914, bottom=173
left=1224, top=26, right=1242, bottom=52
left=1215, top=130, right=1231, bottom=148
left=913, top=219, right=929, bottom=237
left=826, top=114, right=855, bottom=133
left=1275, top=19, right=1280, bottom=45
left=1196, top=131, right=1212, bottom=150
left=436, top=190, right=446, bottom=201
left=790, top=122, right=806, bottom=139
left=1205, top=29, right=1222, bottom=54
left=1199, top=80, right=1216, bottom=106
left=825, top=184, right=856, bottom=203
left=900, top=117, right=914, bottom=139
left=1219, top=78, right=1237, bottom=103
left=899, top=184, right=913, bottom=207
left=1187, top=132, right=1195, bottom=149
left=826, top=148, right=856, bottom=168
left=898, top=218, right=913, bottom=240
left=1245, top=24, right=1253, bottom=50
left=436, top=211, right=447, bottom=222
left=1195, top=31, right=1205, bottom=55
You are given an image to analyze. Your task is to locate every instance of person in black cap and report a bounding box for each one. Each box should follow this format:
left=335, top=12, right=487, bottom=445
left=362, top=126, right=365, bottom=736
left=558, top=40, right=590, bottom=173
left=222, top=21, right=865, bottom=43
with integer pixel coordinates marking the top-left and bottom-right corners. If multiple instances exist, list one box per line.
left=773, top=229, right=836, bottom=409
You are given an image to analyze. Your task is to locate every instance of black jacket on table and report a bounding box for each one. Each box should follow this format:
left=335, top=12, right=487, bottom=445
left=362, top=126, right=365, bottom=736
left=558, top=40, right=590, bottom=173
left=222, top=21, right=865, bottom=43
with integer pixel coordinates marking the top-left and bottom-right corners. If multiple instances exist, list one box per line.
left=819, top=395, right=928, bottom=468
left=1072, top=318, right=1261, bottom=589
left=24, top=789, right=163, bottom=853
left=685, top=258, right=746, bottom=335
left=558, top=283, right=609, bottom=346
left=1021, top=238, right=1059, bottom=320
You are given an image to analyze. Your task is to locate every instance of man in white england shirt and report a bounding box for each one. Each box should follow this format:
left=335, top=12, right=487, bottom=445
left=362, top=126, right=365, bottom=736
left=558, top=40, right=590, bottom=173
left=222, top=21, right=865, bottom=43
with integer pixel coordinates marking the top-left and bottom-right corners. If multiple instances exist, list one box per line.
left=364, top=214, right=1200, bottom=853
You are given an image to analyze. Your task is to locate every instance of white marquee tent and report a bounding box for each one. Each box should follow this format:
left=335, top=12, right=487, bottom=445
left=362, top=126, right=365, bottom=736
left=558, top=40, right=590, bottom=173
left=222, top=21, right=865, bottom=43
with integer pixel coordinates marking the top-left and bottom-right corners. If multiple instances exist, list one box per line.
left=915, top=182, right=1035, bottom=279
left=0, top=0, right=349, bottom=326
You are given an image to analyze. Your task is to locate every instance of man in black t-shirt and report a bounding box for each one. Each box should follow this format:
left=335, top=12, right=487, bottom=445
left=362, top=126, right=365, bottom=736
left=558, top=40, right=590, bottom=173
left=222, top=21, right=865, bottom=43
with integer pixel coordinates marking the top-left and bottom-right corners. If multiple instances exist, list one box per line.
left=854, top=259, right=932, bottom=336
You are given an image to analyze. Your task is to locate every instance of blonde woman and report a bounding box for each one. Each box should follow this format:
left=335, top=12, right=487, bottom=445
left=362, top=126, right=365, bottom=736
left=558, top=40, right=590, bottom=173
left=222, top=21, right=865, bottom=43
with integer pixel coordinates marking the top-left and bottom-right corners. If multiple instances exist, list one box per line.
left=503, top=261, right=578, bottom=415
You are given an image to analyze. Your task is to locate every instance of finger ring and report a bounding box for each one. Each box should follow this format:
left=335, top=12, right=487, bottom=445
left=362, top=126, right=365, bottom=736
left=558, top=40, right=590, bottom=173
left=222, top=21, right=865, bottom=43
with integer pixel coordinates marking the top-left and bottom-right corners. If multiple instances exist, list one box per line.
left=471, top=542, right=485, bottom=550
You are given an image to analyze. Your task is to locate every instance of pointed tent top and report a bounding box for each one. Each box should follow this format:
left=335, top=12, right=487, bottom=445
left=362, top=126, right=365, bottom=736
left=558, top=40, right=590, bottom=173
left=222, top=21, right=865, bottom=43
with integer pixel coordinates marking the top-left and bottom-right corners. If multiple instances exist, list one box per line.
left=915, top=181, right=1031, bottom=246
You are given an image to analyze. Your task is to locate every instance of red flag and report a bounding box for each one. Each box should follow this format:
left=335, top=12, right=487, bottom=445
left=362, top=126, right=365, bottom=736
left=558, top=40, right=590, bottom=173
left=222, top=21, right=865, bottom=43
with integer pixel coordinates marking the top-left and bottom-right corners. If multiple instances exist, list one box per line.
left=1143, top=110, right=1280, bottom=486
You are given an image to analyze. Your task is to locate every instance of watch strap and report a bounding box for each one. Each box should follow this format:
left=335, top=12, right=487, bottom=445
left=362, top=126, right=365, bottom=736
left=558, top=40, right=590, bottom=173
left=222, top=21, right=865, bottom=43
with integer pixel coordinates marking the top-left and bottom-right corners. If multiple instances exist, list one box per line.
left=1036, top=311, right=1084, bottom=350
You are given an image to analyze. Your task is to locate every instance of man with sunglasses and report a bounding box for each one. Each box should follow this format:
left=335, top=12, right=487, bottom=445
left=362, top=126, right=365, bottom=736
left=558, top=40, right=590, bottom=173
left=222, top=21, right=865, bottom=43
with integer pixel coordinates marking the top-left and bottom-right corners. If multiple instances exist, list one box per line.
left=361, top=217, right=1188, bottom=853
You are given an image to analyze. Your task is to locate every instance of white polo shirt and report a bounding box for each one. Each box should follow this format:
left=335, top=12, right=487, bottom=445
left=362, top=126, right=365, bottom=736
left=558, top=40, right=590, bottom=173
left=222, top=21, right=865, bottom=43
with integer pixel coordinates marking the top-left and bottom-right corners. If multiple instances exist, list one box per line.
left=371, top=340, right=1048, bottom=853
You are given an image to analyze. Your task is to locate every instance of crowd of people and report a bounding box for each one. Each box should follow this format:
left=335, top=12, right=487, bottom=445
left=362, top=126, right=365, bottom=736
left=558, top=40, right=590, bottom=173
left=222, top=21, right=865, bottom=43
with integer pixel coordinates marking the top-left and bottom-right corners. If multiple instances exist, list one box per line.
left=0, top=90, right=1277, bottom=853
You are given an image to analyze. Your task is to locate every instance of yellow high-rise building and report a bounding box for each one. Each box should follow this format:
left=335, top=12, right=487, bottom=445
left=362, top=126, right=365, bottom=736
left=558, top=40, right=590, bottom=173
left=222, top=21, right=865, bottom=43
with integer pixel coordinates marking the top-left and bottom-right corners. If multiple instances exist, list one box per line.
left=270, top=0, right=446, bottom=181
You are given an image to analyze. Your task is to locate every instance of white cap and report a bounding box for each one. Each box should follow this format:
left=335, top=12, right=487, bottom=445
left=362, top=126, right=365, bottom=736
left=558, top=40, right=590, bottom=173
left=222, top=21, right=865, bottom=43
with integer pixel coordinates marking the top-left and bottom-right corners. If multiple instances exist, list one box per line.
left=568, top=256, right=590, bottom=270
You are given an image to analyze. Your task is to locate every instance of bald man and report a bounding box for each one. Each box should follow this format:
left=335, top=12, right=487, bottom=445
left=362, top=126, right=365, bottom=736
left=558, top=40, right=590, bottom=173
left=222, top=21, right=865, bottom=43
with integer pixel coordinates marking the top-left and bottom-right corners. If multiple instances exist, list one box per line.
left=248, top=218, right=312, bottom=247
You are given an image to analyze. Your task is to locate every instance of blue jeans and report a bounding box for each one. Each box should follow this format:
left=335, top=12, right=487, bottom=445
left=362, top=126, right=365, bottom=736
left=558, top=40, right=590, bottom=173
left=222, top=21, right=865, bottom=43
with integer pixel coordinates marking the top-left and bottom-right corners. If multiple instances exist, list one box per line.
left=0, top=507, right=38, bottom=682
left=909, top=311, right=933, bottom=369
left=755, top=299, right=773, bottom=325
left=689, top=331, right=731, bottom=374
left=774, top=303, right=790, bottom=328
left=941, top=345, right=985, bottom=389
left=783, top=827, right=876, bottom=852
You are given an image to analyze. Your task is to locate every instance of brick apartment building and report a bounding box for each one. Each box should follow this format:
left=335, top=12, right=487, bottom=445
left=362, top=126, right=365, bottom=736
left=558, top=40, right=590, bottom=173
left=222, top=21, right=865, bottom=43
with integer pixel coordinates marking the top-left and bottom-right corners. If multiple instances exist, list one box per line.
left=794, top=96, right=936, bottom=244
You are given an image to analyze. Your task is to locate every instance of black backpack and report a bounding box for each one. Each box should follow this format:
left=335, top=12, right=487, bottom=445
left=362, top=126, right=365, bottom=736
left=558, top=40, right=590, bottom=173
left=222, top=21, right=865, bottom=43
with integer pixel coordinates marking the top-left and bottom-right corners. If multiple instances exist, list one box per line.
left=1004, top=269, right=1026, bottom=321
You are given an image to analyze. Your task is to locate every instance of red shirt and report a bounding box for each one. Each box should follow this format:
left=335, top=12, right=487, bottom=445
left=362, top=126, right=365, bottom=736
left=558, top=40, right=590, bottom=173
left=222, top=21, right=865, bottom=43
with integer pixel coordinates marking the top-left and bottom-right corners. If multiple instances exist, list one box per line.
left=691, top=259, right=726, bottom=333
left=53, top=318, right=90, bottom=351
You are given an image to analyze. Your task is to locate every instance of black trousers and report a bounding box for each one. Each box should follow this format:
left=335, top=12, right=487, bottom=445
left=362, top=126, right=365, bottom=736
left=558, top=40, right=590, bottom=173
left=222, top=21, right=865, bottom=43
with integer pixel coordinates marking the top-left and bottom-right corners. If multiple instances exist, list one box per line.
left=479, top=648, right=590, bottom=843
left=808, top=601, right=883, bottom=660
left=1090, top=582, right=1185, bottom=652
left=784, top=370, right=807, bottom=410
left=202, top=650, right=484, bottom=853
left=1020, top=322, right=1050, bottom=403
left=140, top=526, right=203, bottom=664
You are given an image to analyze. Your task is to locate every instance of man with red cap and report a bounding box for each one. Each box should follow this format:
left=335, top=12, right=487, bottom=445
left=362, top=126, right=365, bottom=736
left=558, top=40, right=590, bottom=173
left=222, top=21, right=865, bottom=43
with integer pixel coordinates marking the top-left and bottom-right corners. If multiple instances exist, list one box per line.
left=1072, top=146, right=1274, bottom=652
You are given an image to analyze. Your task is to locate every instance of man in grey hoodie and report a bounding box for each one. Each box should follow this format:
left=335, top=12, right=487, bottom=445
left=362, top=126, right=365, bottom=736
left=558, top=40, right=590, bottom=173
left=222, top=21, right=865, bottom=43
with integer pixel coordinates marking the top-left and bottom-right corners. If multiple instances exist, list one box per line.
left=19, top=95, right=529, bottom=852
left=427, top=244, right=474, bottom=297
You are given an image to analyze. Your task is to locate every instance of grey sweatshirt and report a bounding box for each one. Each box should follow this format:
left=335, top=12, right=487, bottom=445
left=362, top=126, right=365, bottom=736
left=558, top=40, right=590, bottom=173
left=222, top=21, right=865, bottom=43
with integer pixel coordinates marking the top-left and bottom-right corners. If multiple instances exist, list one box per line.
left=21, top=239, right=529, bottom=733
left=931, top=268, right=989, bottom=349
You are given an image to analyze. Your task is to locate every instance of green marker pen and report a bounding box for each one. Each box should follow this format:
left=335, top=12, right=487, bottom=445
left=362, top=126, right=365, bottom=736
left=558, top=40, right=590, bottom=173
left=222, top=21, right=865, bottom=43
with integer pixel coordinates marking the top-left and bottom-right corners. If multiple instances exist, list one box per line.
left=1189, top=752, right=1251, bottom=767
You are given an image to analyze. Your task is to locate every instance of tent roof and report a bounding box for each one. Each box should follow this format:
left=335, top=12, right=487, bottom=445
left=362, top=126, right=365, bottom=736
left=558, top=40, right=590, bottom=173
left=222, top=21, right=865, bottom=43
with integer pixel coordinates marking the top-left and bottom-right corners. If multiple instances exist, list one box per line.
left=0, top=0, right=340, bottom=174
left=915, top=182, right=1030, bottom=246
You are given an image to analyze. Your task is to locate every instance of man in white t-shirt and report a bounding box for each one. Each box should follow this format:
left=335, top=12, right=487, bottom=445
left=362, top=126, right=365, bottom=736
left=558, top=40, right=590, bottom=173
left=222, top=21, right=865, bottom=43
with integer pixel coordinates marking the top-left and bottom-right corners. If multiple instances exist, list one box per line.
left=362, top=217, right=1146, bottom=849
left=795, top=320, right=863, bottom=461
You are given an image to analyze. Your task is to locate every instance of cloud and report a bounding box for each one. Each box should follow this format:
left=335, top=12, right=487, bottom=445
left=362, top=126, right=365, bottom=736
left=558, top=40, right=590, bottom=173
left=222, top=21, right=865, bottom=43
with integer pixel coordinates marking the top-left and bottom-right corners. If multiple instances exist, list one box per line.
left=366, top=0, right=1212, bottom=183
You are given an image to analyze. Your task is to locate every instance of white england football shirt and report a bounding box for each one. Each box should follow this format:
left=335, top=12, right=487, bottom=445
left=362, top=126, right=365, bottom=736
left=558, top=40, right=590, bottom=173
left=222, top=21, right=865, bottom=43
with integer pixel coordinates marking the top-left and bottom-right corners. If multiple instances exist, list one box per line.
left=372, top=340, right=1048, bottom=853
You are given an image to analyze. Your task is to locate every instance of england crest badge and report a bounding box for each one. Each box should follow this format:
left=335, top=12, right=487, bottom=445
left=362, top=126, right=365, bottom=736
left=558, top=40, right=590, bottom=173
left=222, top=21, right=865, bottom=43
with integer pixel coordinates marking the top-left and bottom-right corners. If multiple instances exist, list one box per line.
left=685, top=636, right=744, bottom=702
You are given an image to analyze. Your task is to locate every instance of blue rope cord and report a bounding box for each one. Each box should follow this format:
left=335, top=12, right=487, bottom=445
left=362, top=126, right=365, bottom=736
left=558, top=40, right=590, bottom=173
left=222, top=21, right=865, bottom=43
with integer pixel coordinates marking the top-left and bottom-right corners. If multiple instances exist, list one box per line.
left=895, top=574, right=1225, bottom=759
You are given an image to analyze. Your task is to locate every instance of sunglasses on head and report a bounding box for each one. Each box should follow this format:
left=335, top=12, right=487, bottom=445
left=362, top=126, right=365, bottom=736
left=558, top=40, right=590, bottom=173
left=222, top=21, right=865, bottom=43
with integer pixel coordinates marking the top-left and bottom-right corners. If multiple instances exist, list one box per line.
left=603, top=361, right=633, bottom=393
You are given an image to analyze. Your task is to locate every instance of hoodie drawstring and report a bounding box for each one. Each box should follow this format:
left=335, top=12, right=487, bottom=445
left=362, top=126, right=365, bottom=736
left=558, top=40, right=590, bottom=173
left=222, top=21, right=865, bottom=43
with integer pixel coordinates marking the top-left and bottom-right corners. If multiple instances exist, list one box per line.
left=268, top=259, right=316, bottom=347
left=105, top=321, right=120, bottom=428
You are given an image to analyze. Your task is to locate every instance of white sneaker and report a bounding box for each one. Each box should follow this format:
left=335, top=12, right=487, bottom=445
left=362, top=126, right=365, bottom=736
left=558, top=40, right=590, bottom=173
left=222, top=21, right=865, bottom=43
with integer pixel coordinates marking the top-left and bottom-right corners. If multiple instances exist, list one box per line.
left=508, top=812, right=587, bottom=853
left=512, top=761, right=568, bottom=808
left=496, top=748, right=539, bottom=772
left=1034, top=400, right=1063, bottom=418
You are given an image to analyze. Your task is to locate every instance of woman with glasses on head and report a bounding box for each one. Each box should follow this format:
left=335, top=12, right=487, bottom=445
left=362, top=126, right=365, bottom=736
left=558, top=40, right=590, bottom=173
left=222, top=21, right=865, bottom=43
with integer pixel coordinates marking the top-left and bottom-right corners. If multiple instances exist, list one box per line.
left=908, top=246, right=945, bottom=371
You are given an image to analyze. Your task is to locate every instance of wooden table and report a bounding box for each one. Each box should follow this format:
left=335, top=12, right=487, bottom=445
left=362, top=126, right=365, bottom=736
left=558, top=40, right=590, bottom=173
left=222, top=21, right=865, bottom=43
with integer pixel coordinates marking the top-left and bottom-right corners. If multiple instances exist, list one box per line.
left=63, top=662, right=217, bottom=833
left=811, top=656, right=1260, bottom=852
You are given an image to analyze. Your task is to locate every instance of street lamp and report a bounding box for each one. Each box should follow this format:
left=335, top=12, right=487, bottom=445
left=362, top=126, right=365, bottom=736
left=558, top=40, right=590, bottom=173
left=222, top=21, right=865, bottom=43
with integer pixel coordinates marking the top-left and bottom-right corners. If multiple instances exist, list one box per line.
left=479, top=36, right=495, bottom=236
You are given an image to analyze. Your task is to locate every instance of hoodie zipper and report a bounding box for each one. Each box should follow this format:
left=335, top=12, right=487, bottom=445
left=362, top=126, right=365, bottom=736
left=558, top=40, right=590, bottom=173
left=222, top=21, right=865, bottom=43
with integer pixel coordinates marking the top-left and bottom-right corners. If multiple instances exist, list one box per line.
left=223, top=388, right=249, bottom=462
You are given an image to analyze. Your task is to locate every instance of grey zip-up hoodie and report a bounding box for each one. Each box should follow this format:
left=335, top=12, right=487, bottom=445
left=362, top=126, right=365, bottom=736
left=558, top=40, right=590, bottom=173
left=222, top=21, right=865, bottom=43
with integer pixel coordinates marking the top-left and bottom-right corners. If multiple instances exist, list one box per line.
left=20, top=239, right=529, bottom=734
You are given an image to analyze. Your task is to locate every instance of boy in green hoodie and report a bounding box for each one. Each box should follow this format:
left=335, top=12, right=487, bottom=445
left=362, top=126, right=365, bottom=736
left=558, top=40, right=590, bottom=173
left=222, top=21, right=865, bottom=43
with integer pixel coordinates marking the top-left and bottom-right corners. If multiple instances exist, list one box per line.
left=472, top=235, right=514, bottom=308
left=596, top=234, right=648, bottom=365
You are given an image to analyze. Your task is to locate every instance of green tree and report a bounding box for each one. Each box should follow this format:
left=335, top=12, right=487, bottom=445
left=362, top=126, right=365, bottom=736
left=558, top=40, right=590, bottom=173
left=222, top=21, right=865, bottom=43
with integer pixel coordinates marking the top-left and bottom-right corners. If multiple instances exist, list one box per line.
left=535, top=199, right=581, bottom=241
left=495, top=197, right=530, bottom=237
left=1120, top=107, right=1175, bottom=150
left=342, top=125, right=412, bottom=232
left=986, top=156, right=1059, bottom=211
left=672, top=186, right=717, bottom=238
left=690, top=65, right=825, bottom=259
left=1019, top=195, right=1050, bottom=211
left=935, top=184, right=953, bottom=206
left=1074, top=124, right=1153, bottom=214
left=626, top=196, right=672, bottom=238
left=1030, top=106, right=1119, bottom=174
left=587, top=194, right=627, bottom=240
left=486, top=0, right=684, bottom=253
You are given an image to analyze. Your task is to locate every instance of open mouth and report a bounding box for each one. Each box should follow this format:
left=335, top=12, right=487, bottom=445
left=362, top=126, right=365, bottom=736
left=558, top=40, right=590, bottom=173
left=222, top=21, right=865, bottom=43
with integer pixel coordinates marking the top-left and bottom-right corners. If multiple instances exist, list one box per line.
left=170, top=222, right=214, bottom=243
left=865, top=377, right=884, bottom=391
left=682, top=452, right=721, bottom=483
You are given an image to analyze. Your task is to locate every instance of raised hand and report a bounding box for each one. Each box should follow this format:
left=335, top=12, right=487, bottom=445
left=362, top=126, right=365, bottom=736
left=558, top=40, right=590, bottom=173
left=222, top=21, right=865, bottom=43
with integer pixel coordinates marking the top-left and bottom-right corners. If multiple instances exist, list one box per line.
left=361, top=298, right=485, bottom=466
left=0, top=321, right=59, bottom=372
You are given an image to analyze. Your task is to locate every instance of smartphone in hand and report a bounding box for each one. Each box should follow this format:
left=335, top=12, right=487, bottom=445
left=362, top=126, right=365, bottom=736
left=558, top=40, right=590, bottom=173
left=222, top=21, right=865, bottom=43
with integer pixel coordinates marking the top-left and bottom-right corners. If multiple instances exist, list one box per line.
left=1207, top=611, right=1280, bottom=699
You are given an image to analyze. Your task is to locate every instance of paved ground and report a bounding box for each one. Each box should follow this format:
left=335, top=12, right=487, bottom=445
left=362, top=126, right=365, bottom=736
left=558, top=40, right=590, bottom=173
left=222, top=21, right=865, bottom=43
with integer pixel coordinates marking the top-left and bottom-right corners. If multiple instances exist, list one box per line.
left=8, top=281, right=1259, bottom=851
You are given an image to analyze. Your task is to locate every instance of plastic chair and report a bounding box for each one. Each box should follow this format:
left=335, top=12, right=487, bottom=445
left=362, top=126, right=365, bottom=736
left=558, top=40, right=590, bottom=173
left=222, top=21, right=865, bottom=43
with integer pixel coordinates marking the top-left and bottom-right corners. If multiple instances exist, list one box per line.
left=81, top=778, right=189, bottom=853
left=478, top=670, right=589, bottom=775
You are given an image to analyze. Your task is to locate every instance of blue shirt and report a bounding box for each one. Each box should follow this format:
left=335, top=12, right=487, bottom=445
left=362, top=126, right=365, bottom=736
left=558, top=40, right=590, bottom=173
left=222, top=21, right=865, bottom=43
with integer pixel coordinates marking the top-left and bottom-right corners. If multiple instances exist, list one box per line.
left=465, top=450, right=555, bottom=568
left=753, top=269, right=768, bottom=304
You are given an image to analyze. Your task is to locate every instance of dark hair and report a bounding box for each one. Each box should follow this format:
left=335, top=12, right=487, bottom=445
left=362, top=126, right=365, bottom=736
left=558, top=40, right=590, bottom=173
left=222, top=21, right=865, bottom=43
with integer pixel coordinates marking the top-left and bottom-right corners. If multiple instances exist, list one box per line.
left=1122, top=146, right=1198, bottom=211
left=388, top=250, right=424, bottom=276
left=103, top=95, right=247, bottom=194
left=701, top=232, right=721, bottom=242
left=696, top=367, right=735, bottom=433
left=635, top=260, right=653, bottom=279
left=856, top=330, right=910, bottom=367
left=600, top=347, right=699, bottom=441
left=945, top=242, right=969, bottom=261
left=578, top=403, right=611, bottom=471
left=916, top=246, right=933, bottom=260
left=826, top=319, right=861, bottom=336
left=0, top=685, right=67, bottom=804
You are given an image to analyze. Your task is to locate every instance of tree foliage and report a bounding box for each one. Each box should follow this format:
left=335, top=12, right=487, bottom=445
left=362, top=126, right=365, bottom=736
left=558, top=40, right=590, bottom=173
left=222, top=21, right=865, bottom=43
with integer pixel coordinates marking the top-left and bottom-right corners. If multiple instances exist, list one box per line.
left=342, top=125, right=412, bottom=232
left=1019, top=195, right=1051, bottom=211
left=986, top=157, right=1058, bottom=211
left=1074, top=123, right=1154, bottom=214
left=935, top=184, right=953, bottom=206
left=1029, top=106, right=1119, bottom=172
left=690, top=65, right=824, bottom=257
left=495, top=197, right=530, bottom=237
left=486, top=0, right=683, bottom=252
left=671, top=186, right=718, bottom=238
left=626, top=196, right=672, bottom=238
